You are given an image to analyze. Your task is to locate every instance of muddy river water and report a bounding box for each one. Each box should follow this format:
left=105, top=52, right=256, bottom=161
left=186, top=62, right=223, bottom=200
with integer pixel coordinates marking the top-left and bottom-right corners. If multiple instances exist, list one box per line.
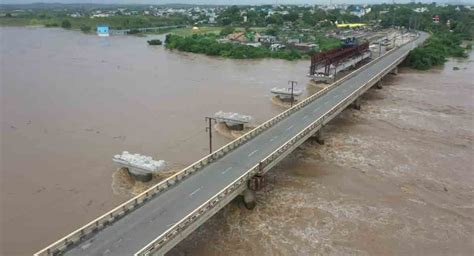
left=1, top=27, right=473, bottom=255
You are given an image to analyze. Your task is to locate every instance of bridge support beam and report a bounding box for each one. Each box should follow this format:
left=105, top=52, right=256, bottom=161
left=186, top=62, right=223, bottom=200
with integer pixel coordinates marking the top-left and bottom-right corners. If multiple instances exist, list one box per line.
left=353, top=98, right=361, bottom=110
left=390, top=67, right=398, bottom=75
left=243, top=189, right=256, bottom=210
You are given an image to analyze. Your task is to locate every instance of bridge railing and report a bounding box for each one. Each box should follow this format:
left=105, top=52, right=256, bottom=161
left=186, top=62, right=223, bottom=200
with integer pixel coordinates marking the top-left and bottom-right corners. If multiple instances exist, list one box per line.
left=135, top=34, right=421, bottom=256
left=35, top=32, right=419, bottom=256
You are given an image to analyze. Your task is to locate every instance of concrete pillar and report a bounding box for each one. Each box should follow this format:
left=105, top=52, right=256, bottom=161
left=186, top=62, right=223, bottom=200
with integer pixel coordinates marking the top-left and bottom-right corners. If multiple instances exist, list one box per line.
left=353, top=98, right=361, bottom=110
left=126, top=168, right=153, bottom=182
left=226, top=123, right=244, bottom=131
left=314, top=130, right=325, bottom=145
left=390, top=67, right=398, bottom=75
left=376, top=80, right=383, bottom=89
left=243, top=189, right=256, bottom=210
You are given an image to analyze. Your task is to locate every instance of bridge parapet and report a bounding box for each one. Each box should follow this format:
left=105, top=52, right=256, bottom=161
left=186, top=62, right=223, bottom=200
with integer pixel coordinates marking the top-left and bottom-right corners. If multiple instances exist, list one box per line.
left=35, top=32, right=422, bottom=256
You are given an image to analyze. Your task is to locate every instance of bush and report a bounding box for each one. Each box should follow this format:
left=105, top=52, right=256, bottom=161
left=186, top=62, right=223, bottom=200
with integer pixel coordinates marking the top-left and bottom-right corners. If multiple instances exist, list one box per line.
left=147, top=39, right=162, bottom=45
left=61, top=20, right=71, bottom=29
left=219, top=27, right=235, bottom=37
left=80, top=25, right=91, bottom=33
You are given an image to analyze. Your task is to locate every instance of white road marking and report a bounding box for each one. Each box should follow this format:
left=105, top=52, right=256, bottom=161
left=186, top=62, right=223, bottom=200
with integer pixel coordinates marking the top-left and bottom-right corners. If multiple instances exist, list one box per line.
left=248, top=149, right=259, bottom=157
left=113, top=239, right=122, bottom=247
left=270, top=135, right=279, bottom=142
left=189, top=187, right=202, bottom=197
left=324, top=101, right=329, bottom=105
left=81, top=243, right=92, bottom=250
left=313, top=107, right=320, bottom=113
left=286, top=125, right=294, bottom=131
left=222, top=167, right=232, bottom=174
left=303, top=115, right=308, bottom=119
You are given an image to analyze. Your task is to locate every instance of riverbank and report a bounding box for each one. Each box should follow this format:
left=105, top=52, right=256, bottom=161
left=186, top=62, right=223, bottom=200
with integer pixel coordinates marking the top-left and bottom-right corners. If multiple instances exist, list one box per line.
left=169, top=52, right=474, bottom=255
left=0, top=15, right=187, bottom=31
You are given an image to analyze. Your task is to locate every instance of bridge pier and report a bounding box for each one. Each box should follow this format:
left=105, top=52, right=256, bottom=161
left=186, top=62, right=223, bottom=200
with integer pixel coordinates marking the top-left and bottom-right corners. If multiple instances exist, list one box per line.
left=128, top=169, right=153, bottom=182
left=390, top=67, right=399, bottom=75
left=242, top=189, right=256, bottom=210
left=225, top=123, right=244, bottom=131
left=313, top=130, right=325, bottom=145
left=353, top=98, right=361, bottom=110
left=375, top=80, right=383, bottom=89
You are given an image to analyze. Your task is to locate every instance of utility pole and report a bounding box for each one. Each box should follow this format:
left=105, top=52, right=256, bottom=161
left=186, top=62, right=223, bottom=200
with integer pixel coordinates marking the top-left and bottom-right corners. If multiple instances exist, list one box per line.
left=205, top=117, right=216, bottom=154
left=288, top=80, right=297, bottom=107
left=379, top=41, right=382, bottom=57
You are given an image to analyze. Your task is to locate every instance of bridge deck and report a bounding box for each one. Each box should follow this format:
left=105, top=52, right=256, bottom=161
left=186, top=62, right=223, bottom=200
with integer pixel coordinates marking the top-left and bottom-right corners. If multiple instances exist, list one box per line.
left=65, top=33, right=428, bottom=256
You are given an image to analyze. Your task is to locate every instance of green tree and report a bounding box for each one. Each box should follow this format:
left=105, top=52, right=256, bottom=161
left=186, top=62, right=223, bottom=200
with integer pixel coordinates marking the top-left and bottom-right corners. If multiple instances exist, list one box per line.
left=80, top=25, right=91, bottom=33
left=220, top=27, right=235, bottom=36
left=61, top=19, right=71, bottom=29
left=283, top=12, right=299, bottom=22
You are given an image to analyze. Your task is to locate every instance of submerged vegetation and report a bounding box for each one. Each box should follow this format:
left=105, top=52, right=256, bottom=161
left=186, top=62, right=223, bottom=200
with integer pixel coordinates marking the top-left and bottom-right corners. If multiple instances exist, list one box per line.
left=407, top=32, right=470, bottom=70
left=147, top=39, right=162, bottom=45
left=165, top=34, right=303, bottom=60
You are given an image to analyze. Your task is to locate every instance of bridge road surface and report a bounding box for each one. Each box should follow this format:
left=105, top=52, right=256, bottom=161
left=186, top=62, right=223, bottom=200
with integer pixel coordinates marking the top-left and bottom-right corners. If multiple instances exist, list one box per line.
left=66, top=33, right=428, bottom=256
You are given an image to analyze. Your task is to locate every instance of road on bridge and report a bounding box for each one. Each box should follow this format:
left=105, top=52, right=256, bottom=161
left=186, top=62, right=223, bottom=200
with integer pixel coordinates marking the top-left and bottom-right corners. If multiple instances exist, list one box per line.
left=65, top=33, right=429, bottom=256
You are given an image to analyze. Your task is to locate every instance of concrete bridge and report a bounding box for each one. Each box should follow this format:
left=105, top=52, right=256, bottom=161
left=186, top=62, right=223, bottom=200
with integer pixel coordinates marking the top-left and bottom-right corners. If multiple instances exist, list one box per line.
left=35, top=32, right=429, bottom=256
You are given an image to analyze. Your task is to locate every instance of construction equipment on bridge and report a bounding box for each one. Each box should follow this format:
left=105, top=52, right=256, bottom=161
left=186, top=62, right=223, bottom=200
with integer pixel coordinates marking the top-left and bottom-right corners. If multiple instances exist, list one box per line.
left=113, top=151, right=166, bottom=182
left=308, top=38, right=370, bottom=83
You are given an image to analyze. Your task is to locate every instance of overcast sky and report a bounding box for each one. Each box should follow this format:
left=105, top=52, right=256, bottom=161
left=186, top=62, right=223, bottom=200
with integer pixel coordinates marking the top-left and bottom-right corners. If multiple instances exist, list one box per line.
left=1, top=0, right=471, bottom=5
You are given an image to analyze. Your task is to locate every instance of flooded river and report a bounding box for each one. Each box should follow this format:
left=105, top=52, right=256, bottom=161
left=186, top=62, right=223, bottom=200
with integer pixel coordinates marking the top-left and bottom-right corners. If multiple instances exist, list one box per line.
left=1, top=27, right=473, bottom=255
left=0, top=27, right=310, bottom=255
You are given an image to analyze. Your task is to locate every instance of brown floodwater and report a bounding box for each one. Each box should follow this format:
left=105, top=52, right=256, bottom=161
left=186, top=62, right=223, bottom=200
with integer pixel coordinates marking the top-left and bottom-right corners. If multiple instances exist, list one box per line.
left=0, top=27, right=313, bottom=255
left=1, top=27, right=473, bottom=255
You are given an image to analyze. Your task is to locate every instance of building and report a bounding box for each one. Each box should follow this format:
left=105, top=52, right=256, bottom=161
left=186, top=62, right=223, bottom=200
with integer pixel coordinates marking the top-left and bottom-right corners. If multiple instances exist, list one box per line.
left=226, top=32, right=261, bottom=44
left=293, top=43, right=319, bottom=52
left=414, top=7, right=428, bottom=13
left=258, top=35, right=277, bottom=43
left=97, top=24, right=109, bottom=37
